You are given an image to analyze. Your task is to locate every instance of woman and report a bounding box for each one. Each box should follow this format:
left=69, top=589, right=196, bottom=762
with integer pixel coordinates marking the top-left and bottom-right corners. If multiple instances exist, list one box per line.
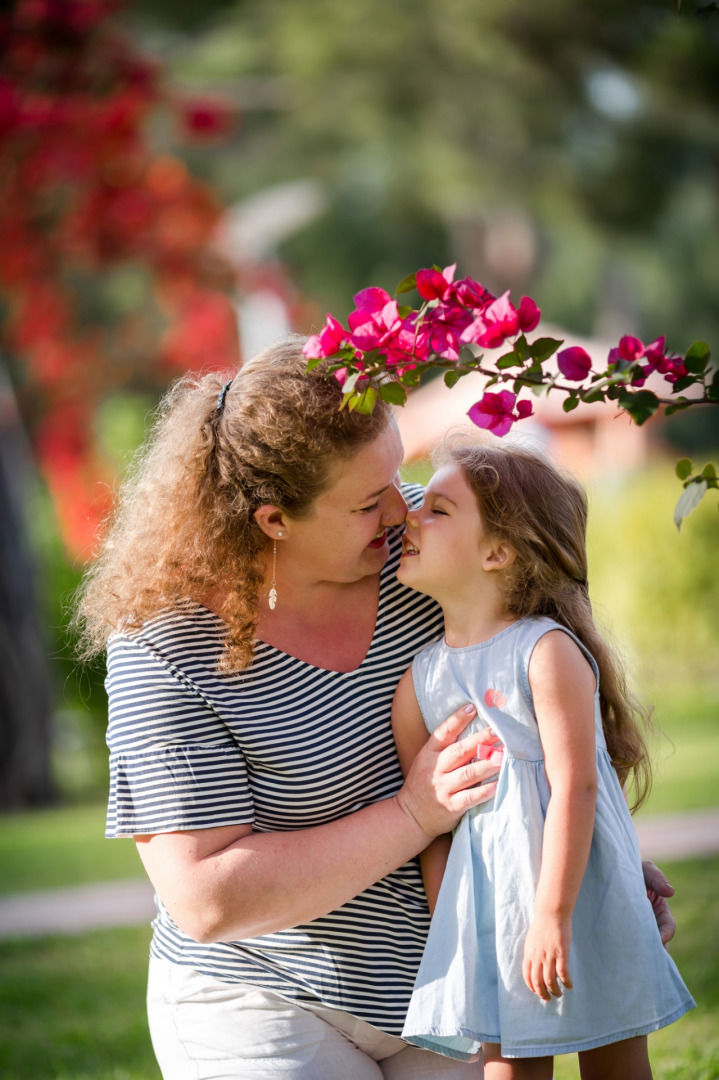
left=77, top=337, right=674, bottom=1080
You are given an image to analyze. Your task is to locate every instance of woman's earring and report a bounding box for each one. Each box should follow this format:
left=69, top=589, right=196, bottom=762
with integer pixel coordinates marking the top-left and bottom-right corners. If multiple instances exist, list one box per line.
left=269, top=532, right=282, bottom=610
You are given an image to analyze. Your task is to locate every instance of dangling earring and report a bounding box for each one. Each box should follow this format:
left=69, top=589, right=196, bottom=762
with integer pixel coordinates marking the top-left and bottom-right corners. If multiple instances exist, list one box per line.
left=269, top=532, right=282, bottom=610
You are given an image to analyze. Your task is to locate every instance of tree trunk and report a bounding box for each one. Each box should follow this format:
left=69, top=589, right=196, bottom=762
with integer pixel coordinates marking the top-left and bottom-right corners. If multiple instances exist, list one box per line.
left=0, top=362, right=55, bottom=809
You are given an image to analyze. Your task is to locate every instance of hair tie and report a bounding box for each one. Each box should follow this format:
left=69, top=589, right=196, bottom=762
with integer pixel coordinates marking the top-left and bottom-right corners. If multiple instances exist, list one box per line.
left=216, top=378, right=234, bottom=414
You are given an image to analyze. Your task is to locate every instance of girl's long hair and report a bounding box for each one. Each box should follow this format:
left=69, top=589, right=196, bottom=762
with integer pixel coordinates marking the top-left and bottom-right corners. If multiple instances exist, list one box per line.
left=447, top=439, right=652, bottom=811
left=74, top=336, right=390, bottom=671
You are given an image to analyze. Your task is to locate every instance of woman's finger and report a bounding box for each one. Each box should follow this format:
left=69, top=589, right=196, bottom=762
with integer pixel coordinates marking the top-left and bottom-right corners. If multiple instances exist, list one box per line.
left=428, top=703, right=477, bottom=749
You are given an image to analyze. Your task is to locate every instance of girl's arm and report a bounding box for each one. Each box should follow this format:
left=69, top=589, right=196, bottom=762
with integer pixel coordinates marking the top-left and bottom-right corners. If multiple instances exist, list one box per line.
left=391, top=667, right=454, bottom=912
left=135, top=699, right=502, bottom=943
left=523, top=630, right=598, bottom=1002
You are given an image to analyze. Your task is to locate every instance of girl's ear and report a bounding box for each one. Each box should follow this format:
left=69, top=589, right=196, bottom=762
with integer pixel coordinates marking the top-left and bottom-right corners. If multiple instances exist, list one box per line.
left=482, top=541, right=516, bottom=573
left=253, top=504, right=287, bottom=540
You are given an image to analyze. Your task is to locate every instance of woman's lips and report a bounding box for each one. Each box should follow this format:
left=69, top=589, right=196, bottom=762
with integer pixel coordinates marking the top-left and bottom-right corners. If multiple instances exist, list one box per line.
left=368, top=530, right=388, bottom=549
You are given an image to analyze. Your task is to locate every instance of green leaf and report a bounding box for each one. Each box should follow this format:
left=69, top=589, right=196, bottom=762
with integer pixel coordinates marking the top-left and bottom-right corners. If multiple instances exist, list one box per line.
left=675, top=458, right=693, bottom=480
left=674, top=479, right=708, bottom=530
left=665, top=402, right=691, bottom=416
left=702, top=462, right=717, bottom=480
left=400, top=368, right=422, bottom=387
left=497, top=351, right=521, bottom=370
left=579, top=387, right=606, bottom=404
left=459, top=343, right=483, bottom=364
left=378, top=381, right=407, bottom=405
left=444, top=369, right=462, bottom=389
left=394, top=272, right=417, bottom=295
left=397, top=305, right=413, bottom=318
left=562, top=395, right=580, bottom=413
left=685, top=340, right=711, bottom=368
left=617, top=389, right=660, bottom=426
left=515, top=335, right=530, bottom=363
left=530, top=337, right=563, bottom=363
left=349, top=386, right=379, bottom=414
left=305, top=355, right=325, bottom=372
left=342, top=371, right=360, bottom=395
left=709, top=369, right=719, bottom=402
left=670, top=375, right=698, bottom=393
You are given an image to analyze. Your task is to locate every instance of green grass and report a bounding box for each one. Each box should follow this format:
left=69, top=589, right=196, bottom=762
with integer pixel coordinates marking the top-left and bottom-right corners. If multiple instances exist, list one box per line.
left=638, top=688, right=719, bottom=817
left=0, top=859, right=715, bottom=1080
left=0, top=925, right=160, bottom=1080
left=0, top=803, right=142, bottom=896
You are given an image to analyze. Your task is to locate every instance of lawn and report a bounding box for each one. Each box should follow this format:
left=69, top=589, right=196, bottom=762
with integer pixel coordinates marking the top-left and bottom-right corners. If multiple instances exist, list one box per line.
left=0, top=802, right=143, bottom=896
left=0, top=857, right=716, bottom=1080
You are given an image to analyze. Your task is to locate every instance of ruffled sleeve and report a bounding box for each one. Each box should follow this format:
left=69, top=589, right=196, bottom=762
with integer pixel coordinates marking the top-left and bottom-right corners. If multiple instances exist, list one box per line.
left=105, top=634, right=254, bottom=838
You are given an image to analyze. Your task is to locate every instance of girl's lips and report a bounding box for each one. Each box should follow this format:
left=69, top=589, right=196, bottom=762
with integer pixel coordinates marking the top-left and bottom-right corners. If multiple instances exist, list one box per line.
left=368, top=530, right=388, bottom=549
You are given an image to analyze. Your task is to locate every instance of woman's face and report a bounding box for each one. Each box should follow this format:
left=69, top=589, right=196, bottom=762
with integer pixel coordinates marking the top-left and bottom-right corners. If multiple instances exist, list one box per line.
left=280, top=421, right=408, bottom=584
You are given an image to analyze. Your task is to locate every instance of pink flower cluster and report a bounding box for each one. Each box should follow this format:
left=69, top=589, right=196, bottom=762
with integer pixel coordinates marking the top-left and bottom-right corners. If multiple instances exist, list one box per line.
left=557, top=335, right=687, bottom=386
left=303, top=263, right=541, bottom=368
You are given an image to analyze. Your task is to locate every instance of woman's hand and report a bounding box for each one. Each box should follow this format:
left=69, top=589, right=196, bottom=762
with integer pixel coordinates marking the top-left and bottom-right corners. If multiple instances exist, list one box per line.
left=642, top=860, right=676, bottom=947
left=395, top=703, right=503, bottom=839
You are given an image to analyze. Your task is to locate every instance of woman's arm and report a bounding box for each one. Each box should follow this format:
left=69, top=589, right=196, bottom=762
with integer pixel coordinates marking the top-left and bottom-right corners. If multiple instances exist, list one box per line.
left=522, top=630, right=598, bottom=1002
left=135, top=700, right=502, bottom=943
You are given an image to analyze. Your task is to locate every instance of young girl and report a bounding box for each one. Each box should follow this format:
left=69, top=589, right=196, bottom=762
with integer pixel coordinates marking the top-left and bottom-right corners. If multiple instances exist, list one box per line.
left=392, top=440, right=694, bottom=1080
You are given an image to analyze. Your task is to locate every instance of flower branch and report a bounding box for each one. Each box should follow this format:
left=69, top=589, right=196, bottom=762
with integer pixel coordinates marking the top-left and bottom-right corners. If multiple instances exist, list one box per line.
left=303, top=264, right=718, bottom=527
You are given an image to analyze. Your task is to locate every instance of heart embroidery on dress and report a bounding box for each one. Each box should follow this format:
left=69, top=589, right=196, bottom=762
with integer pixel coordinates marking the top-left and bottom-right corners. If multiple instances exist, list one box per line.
left=483, top=688, right=507, bottom=709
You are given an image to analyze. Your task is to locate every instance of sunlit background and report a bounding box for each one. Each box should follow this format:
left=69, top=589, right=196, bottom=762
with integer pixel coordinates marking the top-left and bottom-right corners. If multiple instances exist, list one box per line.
left=0, top=3, right=718, bottom=1076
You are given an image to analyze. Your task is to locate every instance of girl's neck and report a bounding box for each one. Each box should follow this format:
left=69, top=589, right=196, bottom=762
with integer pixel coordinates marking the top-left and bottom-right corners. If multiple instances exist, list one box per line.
left=440, top=593, right=515, bottom=650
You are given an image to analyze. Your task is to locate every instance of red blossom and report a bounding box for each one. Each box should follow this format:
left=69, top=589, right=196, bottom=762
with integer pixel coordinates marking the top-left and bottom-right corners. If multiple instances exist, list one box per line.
left=303, top=314, right=350, bottom=360
left=467, top=389, right=533, bottom=437
left=557, top=345, right=592, bottom=382
left=416, top=263, right=456, bottom=302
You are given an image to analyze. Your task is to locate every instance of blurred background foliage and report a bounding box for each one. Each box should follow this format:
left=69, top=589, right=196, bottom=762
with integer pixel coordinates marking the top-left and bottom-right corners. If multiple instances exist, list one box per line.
left=1, top=0, right=718, bottom=808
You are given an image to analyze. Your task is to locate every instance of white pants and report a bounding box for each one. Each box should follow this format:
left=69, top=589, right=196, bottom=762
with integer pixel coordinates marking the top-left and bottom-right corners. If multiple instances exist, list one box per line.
left=147, top=958, right=484, bottom=1079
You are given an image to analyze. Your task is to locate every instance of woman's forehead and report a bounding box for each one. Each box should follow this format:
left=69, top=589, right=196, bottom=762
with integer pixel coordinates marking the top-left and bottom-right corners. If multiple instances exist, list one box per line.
left=321, top=424, right=404, bottom=503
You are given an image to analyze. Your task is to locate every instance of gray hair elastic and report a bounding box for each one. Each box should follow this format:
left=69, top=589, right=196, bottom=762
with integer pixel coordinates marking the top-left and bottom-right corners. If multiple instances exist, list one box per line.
left=216, top=378, right=234, bottom=413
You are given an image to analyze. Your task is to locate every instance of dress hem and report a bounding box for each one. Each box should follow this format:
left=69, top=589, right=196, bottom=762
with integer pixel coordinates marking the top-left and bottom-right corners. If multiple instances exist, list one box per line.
left=403, top=997, right=696, bottom=1060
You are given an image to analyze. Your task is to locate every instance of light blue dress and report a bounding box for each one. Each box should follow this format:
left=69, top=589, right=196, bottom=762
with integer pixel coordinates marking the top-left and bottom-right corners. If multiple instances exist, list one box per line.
left=401, top=617, right=695, bottom=1060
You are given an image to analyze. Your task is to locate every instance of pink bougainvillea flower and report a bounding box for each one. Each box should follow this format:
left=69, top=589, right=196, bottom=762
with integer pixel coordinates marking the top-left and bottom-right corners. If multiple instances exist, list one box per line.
left=467, top=389, right=533, bottom=437
left=303, top=314, right=349, bottom=360
left=607, top=334, right=678, bottom=386
left=517, top=295, right=541, bottom=333
left=449, top=276, right=495, bottom=310
left=348, top=297, right=403, bottom=353
left=461, top=291, right=521, bottom=349
left=419, top=299, right=476, bottom=360
left=557, top=345, right=592, bottom=382
left=416, top=263, right=456, bottom=302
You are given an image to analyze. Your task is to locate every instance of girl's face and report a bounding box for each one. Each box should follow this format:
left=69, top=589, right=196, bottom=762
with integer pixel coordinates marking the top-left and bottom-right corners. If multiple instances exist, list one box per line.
left=397, top=462, right=490, bottom=602
left=280, top=421, right=408, bottom=584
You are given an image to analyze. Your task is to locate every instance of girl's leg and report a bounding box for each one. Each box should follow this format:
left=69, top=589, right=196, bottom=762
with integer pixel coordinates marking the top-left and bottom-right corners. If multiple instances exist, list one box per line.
left=578, top=1035, right=652, bottom=1080
left=482, top=1042, right=553, bottom=1080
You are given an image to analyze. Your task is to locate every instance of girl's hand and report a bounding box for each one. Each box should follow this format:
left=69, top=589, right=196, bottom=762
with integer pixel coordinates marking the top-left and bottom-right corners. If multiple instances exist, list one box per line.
left=395, top=704, right=503, bottom=839
left=522, top=914, right=574, bottom=1001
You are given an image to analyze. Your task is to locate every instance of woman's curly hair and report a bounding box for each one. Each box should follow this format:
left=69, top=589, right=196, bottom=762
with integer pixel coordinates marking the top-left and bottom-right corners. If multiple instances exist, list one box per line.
left=444, top=438, right=653, bottom=812
left=75, top=336, right=391, bottom=671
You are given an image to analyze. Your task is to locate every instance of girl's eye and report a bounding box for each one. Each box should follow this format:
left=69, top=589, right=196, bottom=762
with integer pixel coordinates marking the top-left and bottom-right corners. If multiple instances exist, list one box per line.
left=358, top=502, right=380, bottom=514
left=432, top=507, right=448, bottom=516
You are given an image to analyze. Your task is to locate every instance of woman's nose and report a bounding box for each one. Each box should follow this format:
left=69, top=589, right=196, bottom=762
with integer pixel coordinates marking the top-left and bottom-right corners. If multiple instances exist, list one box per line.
left=381, top=482, right=408, bottom=526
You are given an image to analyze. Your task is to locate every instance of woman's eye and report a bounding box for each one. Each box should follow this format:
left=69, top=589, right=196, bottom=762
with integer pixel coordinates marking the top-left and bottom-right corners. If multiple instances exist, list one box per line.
left=359, top=502, right=380, bottom=514
left=432, top=508, right=448, bottom=516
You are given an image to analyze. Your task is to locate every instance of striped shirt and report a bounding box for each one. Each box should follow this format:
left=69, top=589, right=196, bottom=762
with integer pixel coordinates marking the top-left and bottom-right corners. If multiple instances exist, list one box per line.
left=105, top=484, right=445, bottom=1035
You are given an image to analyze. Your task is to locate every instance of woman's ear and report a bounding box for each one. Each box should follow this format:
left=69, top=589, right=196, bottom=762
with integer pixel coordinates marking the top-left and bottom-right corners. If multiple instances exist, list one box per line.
left=482, top=541, right=516, bottom=573
left=253, top=504, right=287, bottom=540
